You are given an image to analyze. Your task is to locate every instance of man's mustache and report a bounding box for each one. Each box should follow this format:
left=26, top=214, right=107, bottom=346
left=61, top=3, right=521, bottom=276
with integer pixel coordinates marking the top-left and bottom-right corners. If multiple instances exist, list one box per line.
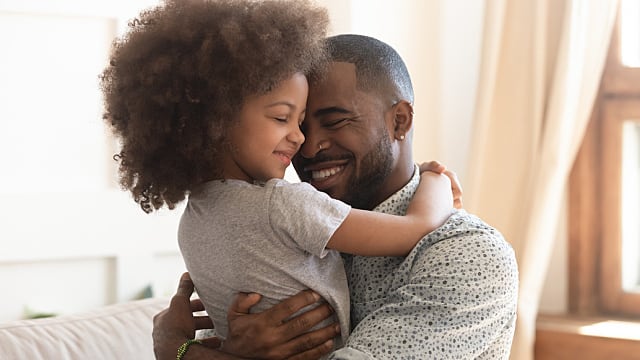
left=294, top=152, right=352, bottom=167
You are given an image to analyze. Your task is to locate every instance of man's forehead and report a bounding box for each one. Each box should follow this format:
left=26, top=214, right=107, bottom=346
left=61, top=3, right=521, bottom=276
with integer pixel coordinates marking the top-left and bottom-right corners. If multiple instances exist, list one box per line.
left=309, top=61, right=357, bottom=102
left=322, top=61, right=356, bottom=85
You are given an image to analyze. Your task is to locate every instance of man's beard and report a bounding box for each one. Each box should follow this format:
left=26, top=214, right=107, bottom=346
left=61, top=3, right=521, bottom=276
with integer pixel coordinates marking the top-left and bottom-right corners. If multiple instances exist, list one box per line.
left=342, top=130, right=393, bottom=210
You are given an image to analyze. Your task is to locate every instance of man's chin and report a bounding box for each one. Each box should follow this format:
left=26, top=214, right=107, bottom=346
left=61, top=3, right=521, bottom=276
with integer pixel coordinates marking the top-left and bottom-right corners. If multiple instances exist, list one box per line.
left=308, top=177, right=343, bottom=197
left=306, top=166, right=349, bottom=196
left=317, top=186, right=346, bottom=203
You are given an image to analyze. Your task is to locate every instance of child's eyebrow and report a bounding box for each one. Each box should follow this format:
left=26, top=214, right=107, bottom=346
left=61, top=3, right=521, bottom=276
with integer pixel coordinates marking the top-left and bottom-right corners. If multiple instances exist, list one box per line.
left=267, top=101, right=294, bottom=107
left=265, top=101, right=304, bottom=111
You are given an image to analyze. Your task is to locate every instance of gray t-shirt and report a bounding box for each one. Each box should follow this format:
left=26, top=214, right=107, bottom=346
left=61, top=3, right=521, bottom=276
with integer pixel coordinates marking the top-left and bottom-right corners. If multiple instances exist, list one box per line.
left=178, top=178, right=351, bottom=348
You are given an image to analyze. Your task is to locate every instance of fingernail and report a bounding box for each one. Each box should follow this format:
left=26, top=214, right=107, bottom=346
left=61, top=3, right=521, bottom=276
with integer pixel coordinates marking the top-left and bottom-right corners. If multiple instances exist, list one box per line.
left=334, top=324, right=341, bottom=333
left=311, top=291, right=321, bottom=301
left=325, top=339, right=334, bottom=347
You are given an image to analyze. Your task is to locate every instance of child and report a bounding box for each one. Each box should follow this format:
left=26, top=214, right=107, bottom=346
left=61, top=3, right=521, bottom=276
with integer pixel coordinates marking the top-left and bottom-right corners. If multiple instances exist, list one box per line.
left=101, top=0, right=454, bottom=354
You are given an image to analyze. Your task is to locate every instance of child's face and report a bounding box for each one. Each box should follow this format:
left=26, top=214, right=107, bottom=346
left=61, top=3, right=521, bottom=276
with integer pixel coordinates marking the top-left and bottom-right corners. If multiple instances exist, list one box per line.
left=223, top=72, right=308, bottom=182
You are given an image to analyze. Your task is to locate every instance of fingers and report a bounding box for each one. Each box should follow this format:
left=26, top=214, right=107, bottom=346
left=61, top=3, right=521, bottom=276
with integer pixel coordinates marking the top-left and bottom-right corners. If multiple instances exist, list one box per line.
left=190, top=298, right=205, bottom=312
left=200, top=336, right=223, bottom=349
left=169, top=292, right=191, bottom=313
left=419, top=162, right=464, bottom=209
left=168, top=273, right=194, bottom=313
left=222, top=290, right=336, bottom=359
left=260, top=322, right=338, bottom=360
left=419, top=160, right=445, bottom=174
left=152, top=308, right=168, bottom=328
left=290, top=323, right=339, bottom=354
left=287, top=339, right=335, bottom=360
left=443, top=169, right=463, bottom=208
left=191, top=296, right=214, bottom=330
left=194, top=315, right=214, bottom=330
left=283, top=323, right=339, bottom=360
left=176, top=272, right=194, bottom=298
left=228, top=292, right=262, bottom=317
left=263, top=290, right=321, bottom=326
left=281, top=302, right=334, bottom=337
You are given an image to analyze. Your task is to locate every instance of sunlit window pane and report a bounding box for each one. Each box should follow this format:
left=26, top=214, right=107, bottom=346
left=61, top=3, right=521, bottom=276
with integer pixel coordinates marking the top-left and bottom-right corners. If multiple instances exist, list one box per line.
left=622, top=120, right=640, bottom=291
left=620, top=0, right=640, bottom=67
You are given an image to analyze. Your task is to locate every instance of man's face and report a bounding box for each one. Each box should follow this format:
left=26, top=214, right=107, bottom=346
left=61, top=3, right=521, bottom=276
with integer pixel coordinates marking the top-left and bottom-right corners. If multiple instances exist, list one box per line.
left=292, top=62, right=396, bottom=210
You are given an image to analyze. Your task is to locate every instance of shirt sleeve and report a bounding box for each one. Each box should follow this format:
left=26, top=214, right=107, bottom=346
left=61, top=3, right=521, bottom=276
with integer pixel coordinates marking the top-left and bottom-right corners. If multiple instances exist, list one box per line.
left=267, top=180, right=351, bottom=258
left=336, top=221, right=518, bottom=359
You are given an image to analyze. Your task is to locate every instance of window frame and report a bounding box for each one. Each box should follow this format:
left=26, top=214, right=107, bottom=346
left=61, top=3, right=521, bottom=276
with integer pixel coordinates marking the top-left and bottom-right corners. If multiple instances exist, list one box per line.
left=569, top=9, right=640, bottom=318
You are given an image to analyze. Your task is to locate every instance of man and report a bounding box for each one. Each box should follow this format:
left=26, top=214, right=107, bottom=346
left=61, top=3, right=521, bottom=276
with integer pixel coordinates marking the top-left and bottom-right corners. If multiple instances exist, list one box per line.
left=153, top=34, right=518, bottom=359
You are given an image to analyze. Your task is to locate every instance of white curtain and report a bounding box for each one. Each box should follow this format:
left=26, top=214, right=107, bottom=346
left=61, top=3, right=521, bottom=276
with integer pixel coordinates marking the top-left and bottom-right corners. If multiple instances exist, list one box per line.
left=465, top=0, right=618, bottom=359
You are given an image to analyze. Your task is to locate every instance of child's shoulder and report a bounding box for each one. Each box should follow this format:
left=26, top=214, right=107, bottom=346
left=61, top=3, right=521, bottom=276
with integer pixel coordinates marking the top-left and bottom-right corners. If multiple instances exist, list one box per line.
left=266, top=179, right=334, bottom=202
left=265, top=178, right=315, bottom=192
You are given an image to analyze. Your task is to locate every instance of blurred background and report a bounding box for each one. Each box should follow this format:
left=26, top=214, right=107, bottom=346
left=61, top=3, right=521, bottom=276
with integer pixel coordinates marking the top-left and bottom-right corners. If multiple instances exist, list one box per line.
left=0, top=0, right=638, bottom=359
left=0, top=0, right=484, bottom=320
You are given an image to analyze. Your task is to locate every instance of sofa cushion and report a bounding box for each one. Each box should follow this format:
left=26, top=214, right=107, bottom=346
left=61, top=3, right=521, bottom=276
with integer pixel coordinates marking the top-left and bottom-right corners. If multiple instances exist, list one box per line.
left=0, top=297, right=169, bottom=360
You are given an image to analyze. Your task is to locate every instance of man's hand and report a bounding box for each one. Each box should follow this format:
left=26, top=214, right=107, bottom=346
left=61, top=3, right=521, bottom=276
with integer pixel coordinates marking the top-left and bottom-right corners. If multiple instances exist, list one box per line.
left=222, top=290, right=339, bottom=359
left=152, top=272, right=223, bottom=360
left=419, top=161, right=463, bottom=209
left=153, top=272, right=339, bottom=360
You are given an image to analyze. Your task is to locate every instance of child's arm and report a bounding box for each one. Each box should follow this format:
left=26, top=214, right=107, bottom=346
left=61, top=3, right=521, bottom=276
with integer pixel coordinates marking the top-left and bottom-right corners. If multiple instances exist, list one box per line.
left=327, top=162, right=454, bottom=257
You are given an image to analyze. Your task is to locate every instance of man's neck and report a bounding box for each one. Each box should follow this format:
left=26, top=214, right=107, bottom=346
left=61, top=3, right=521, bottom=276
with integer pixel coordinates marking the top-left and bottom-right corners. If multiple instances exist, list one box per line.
left=367, top=161, right=415, bottom=209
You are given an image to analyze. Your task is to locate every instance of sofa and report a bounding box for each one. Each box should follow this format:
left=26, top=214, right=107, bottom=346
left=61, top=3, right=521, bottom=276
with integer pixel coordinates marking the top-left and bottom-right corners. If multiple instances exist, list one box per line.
left=0, top=297, right=169, bottom=360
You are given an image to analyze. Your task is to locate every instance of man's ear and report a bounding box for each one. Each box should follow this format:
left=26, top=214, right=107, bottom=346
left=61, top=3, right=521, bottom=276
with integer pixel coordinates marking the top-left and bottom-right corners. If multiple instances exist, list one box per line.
left=392, top=100, right=413, bottom=140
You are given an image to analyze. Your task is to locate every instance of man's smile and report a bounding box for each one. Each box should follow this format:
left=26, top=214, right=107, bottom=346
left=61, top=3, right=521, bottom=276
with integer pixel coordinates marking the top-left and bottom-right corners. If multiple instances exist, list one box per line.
left=300, top=159, right=350, bottom=190
left=311, top=165, right=344, bottom=180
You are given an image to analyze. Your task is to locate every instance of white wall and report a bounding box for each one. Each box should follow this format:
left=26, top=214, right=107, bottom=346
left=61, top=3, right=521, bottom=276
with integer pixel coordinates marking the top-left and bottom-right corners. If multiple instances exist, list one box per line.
left=0, top=0, right=567, bottom=321
left=0, top=0, right=186, bottom=322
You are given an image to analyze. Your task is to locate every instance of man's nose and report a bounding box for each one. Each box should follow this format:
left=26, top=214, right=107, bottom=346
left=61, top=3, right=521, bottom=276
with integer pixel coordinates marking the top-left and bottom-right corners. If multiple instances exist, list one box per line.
left=299, top=132, right=322, bottom=159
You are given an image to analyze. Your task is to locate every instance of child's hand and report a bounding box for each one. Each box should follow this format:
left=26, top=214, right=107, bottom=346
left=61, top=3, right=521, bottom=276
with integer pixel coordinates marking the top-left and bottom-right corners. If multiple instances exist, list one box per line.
left=419, top=160, right=446, bottom=174
left=418, top=161, right=463, bottom=209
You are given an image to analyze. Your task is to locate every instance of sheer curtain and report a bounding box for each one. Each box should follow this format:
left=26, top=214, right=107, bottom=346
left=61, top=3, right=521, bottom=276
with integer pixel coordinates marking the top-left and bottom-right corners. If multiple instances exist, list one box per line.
left=465, top=0, right=618, bottom=359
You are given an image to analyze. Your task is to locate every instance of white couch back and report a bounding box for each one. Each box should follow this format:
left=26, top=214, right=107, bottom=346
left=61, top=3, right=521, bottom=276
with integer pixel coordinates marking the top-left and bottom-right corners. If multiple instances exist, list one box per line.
left=0, top=298, right=169, bottom=360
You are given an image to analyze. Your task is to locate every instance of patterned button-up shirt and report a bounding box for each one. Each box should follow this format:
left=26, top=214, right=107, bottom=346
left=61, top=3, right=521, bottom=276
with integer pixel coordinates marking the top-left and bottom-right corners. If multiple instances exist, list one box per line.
left=330, top=167, right=518, bottom=359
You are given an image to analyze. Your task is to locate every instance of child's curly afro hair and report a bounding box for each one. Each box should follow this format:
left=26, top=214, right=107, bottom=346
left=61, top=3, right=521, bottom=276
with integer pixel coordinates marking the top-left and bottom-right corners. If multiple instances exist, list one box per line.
left=101, top=0, right=328, bottom=213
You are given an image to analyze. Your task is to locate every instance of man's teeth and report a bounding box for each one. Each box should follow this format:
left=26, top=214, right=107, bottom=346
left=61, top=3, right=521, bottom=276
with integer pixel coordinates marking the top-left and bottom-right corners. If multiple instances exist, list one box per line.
left=311, top=166, right=343, bottom=180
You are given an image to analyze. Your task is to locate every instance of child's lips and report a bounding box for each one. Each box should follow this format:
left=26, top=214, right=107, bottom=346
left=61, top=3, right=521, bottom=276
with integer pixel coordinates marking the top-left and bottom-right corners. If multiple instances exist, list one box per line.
left=274, top=151, right=294, bottom=165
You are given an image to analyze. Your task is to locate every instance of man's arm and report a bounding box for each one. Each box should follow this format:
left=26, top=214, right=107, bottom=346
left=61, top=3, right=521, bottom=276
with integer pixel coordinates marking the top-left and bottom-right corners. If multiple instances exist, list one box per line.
left=153, top=273, right=340, bottom=360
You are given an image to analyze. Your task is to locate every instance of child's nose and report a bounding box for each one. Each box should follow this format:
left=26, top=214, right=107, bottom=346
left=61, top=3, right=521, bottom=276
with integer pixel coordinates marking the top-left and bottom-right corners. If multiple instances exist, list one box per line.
left=289, top=124, right=305, bottom=145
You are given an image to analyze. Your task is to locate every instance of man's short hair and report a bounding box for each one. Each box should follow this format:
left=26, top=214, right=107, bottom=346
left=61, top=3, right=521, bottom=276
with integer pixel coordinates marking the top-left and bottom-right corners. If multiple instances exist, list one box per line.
left=326, top=34, right=414, bottom=104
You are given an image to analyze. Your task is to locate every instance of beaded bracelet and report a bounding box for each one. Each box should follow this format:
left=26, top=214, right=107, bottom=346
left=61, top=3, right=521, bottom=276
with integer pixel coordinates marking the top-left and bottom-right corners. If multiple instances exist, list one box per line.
left=176, top=338, right=202, bottom=360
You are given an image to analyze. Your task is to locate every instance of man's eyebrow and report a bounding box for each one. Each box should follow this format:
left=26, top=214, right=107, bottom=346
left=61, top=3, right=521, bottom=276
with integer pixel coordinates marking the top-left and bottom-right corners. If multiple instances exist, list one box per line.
left=313, top=106, right=352, bottom=117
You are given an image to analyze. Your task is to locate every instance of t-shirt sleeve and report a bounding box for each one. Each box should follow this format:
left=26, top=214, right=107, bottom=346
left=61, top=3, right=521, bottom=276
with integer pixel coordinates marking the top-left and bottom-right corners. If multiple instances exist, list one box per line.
left=267, top=180, right=351, bottom=258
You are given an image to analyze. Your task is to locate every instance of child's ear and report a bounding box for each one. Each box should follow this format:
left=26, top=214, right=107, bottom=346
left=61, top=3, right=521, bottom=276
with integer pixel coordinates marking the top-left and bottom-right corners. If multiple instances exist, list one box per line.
left=392, top=100, right=413, bottom=140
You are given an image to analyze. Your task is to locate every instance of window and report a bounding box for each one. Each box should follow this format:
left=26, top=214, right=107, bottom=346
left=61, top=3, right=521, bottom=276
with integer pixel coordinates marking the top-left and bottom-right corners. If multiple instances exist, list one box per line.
left=570, top=0, right=640, bottom=317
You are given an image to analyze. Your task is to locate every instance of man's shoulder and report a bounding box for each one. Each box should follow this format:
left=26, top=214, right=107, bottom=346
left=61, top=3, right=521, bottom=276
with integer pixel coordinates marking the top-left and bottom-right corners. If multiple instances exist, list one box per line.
left=410, top=210, right=516, bottom=267
left=423, top=210, right=506, bottom=244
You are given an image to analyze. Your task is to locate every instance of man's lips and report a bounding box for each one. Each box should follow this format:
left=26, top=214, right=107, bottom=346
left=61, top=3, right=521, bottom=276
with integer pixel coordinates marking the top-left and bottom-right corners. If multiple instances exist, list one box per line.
left=301, top=159, right=349, bottom=184
left=310, top=165, right=344, bottom=180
